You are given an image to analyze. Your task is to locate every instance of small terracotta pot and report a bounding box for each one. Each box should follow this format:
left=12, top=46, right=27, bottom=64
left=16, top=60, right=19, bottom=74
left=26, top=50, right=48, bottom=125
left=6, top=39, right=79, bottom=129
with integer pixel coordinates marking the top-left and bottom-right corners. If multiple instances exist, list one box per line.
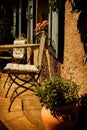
left=41, top=106, right=78, bottom=130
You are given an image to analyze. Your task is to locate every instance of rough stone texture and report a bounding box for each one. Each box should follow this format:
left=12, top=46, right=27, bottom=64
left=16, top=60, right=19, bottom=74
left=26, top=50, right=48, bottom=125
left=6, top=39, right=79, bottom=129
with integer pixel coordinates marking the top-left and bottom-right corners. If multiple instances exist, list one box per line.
left=41, top=1, right=87, bottom=96
left=27, top=0, right=87, bottom=96
left=60, top=0, right=87, bottom=95
left=39, top=50, right=60, bottom=83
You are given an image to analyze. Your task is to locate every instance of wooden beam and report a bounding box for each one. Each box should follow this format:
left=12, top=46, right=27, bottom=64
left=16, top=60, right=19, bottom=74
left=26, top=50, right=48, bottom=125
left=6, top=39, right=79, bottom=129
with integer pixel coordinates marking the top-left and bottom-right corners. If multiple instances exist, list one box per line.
left=0, top=44, right=40, bottom=50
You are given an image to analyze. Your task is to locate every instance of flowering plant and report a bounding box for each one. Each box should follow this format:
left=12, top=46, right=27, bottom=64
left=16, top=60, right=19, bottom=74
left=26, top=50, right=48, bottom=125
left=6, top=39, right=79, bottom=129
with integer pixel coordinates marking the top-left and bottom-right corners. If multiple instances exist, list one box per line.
left=34, top=20, right=48, bottom=44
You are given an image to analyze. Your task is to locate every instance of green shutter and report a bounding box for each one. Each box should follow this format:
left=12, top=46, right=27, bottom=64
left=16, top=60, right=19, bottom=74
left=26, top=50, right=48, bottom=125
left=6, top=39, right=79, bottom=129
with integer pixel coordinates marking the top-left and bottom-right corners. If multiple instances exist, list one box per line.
left=48, top=1, right=59, bottom=59
left=27, top=0, right=35, bottom=43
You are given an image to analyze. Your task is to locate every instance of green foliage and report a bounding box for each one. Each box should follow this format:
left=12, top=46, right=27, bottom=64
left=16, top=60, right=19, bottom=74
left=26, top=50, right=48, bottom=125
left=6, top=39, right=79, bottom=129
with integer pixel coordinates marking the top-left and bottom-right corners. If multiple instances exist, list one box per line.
left=33, top=76, right=79, bottom=108
left=49, top=0, right=65, bottom=11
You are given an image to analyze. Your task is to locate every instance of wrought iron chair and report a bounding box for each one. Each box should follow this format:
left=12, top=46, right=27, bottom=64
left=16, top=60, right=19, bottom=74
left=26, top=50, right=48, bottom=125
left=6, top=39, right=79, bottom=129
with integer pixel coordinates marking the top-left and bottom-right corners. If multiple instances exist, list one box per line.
left=3, top=37, right=27, bottom=97
left=3, top=31, right=46, bottom=112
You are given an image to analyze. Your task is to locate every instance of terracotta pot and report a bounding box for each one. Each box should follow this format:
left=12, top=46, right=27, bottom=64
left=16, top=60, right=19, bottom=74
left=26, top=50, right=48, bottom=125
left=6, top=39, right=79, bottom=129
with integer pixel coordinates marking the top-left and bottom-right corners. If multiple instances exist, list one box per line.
left=41, top=106, right=78, bottom=130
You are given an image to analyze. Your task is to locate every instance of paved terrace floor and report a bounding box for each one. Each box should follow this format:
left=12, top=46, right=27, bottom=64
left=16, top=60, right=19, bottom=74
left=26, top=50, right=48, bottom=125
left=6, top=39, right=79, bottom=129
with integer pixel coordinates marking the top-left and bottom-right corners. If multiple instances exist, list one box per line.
left=0, top=73, right=46, bottom=130
left=1, top=74, right=87, bottom=130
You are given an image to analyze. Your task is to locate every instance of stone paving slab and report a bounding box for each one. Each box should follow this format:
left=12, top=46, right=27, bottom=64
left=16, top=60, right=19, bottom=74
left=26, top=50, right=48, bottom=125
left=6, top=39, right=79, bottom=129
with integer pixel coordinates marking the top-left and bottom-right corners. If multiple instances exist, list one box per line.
left=0, top=74, right=46, bottom=130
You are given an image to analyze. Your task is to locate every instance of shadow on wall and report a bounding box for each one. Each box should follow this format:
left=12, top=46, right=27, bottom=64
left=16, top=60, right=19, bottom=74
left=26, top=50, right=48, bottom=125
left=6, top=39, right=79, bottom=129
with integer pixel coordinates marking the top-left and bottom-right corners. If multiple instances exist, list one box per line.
left=77, top=10, right=87, bottom=64
left=70, top=0, right=87, bottom=64
left=77, top=10, right=87, bottom=54
left=58, top=0, right=65, bottom=64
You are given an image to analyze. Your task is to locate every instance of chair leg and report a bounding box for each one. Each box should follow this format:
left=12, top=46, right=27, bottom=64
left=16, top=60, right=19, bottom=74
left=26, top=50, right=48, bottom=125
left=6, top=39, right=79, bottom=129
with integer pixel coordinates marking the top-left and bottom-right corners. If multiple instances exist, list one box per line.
left=3, top=75, right=10, bottom=88
left=5, top=81, right=14, bottom=98
left=8, top=91, right=19, bottom=112
left=5, top=76, right=17, bottom=98
left=8, top=78, right=33, bottom=112
left=0, top=72, right=2, bottom=81
left=10, top=86, right=20, bottom=101
left=7, top=74, right=39, bottom=112
left=8, top=87, right=29, bottom=112
left=21, top=100, right=24, bottom=111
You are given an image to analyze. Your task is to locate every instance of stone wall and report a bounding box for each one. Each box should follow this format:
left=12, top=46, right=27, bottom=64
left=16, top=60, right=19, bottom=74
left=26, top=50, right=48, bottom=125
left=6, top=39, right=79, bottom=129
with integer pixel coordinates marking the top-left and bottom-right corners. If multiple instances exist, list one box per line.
left=38, top=0, right=87, bottom=96
left=60, top=0, right=87, bottom=95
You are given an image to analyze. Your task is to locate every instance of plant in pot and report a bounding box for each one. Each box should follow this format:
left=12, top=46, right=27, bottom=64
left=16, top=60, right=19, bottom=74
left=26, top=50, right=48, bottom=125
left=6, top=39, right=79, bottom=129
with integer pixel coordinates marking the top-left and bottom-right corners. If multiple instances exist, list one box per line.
left=34, top=20, right=48, bottom=48
left=32, top=76, right=79, bottom=130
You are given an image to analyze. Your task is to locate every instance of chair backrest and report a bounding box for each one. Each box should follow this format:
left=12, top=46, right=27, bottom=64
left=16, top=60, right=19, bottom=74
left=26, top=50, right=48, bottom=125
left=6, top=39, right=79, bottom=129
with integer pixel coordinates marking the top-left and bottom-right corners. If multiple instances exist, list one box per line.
left=37, top=31, right=46, bottom=70
left=13, top=37, right=27, bottom=59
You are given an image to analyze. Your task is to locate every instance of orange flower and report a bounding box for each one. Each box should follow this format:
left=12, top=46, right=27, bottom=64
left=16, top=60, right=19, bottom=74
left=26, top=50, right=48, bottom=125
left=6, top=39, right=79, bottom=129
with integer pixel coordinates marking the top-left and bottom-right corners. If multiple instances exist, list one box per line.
left=34, top=20, right=48, bottom=44
left=35, top=20, right=48, bottom=32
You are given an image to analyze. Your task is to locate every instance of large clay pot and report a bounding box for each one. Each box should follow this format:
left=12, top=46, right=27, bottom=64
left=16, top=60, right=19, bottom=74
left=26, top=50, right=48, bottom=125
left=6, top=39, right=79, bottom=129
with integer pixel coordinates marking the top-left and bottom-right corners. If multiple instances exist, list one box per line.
left=41, top=106, right=78, bottom=130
